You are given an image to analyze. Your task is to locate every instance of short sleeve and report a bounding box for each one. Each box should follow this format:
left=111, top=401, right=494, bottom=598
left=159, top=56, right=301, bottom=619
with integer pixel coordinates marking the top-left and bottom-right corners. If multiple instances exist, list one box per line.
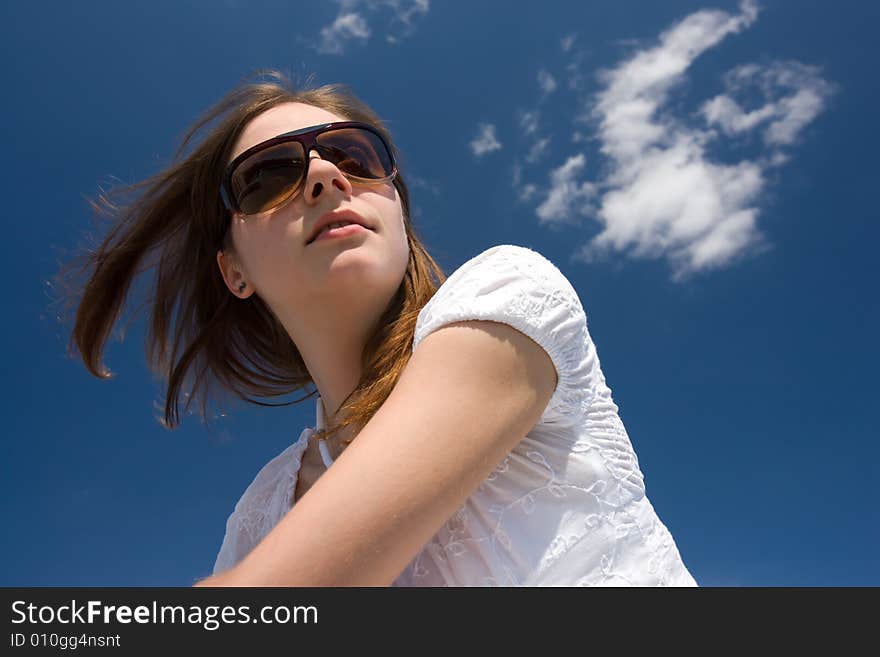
left=412, top=244, right=595, bottom=425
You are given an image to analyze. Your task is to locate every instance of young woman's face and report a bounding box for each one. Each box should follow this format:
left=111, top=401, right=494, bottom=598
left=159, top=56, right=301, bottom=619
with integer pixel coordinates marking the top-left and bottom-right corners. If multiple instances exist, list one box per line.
left=219, top=102, right=410, bottom=313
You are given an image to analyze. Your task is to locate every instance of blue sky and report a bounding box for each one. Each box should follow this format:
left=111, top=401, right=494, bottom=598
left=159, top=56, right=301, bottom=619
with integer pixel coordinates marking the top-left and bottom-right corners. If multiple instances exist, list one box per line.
left=2, top=0, right=877, bottom=586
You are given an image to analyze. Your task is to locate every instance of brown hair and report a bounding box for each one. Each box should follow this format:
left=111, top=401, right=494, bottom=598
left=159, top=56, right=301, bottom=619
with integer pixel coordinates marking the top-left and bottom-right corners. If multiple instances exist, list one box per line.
left=55, top=68, right=447, bottom=447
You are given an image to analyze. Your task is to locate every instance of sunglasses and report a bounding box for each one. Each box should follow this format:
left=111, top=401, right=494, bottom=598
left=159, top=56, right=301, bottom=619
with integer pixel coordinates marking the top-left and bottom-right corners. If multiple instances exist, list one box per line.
left=219, top=120, right=398, bottom=220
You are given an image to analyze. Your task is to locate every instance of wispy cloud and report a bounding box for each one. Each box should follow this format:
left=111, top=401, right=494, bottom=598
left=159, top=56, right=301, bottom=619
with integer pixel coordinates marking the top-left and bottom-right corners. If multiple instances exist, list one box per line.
left=513, top=163, right=538, bottom=203
left=526, top=137, right=551, bottom=164
left=535, top=155, right=598, bottom=225
left=316, top=0, right=429, bottom=55
left=317, top=13, right=371, bottom=54
left=408, top=173, right=441, bottom=196
left=470, top=123, right=502, bottom=157
left=700, top=61, right=835, bottom=148
left=519, top=110, right=540, bottom=136
left=565, top=47, right=590, bottom=91
left=384, top=0, right=430, bottom=43
left=537, top=69, right=557, bottom=96
left=512, top=0, right=837, bottom=279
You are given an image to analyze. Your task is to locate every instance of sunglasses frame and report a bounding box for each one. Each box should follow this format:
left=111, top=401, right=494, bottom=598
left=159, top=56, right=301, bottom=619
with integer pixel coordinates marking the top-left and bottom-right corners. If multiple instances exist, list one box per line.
left=219, top=120, right=398, bottom=218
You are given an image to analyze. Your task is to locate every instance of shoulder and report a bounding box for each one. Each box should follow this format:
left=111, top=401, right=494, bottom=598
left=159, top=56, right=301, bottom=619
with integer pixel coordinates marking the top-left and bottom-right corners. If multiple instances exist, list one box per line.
left=415, top=244, right=583, bottom=339
left=414, top=244, right=593, bottom=425
left=427, top=243, right=576, bottom=298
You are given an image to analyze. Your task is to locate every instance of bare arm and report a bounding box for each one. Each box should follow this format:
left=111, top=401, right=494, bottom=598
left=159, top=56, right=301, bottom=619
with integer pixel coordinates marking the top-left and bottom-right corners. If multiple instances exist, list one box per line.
left=194, top=319, right=557, bottom=587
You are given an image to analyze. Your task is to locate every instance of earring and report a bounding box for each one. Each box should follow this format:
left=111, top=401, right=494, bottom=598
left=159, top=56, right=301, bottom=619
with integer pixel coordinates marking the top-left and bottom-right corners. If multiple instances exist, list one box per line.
left=238, top=282, right=246, bottom=293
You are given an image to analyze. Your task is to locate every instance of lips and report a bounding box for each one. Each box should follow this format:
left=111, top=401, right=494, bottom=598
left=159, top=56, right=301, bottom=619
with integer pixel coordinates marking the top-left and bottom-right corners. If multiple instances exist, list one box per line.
left=306, top=209, right=373, bottom=245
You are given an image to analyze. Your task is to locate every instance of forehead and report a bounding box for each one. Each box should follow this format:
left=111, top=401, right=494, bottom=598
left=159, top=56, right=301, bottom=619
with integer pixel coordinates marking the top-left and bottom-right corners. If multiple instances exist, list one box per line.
left=230, top=102, right=347, bottom=162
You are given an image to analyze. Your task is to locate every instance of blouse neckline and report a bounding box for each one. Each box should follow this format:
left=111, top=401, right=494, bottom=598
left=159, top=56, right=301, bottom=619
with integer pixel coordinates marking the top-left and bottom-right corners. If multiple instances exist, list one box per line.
left=314, top=395, right=334, bottom=468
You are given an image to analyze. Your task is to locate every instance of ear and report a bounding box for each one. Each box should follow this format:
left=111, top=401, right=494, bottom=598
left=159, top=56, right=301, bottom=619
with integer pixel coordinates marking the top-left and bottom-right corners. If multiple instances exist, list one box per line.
left=216, top=248, right=254, bottom=299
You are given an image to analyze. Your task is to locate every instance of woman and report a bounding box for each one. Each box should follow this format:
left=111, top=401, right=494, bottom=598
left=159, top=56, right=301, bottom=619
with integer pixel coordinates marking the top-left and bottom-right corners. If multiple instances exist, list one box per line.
left=64, top=69, right=698, bottom=586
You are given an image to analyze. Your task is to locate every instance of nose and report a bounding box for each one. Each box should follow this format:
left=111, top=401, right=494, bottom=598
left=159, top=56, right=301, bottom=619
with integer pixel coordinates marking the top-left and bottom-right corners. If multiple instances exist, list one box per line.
left=303, top=149, right=352, bottom=204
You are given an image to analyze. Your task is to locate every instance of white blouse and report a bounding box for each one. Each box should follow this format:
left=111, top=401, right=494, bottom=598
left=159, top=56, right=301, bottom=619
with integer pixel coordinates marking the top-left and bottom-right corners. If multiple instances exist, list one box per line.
left=212, top=244, right=698, bottom=586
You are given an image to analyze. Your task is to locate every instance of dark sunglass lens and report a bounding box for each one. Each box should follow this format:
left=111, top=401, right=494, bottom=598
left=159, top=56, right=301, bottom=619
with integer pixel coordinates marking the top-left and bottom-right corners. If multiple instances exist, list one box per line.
left=231, top=142, right=305, bottom=214
left=316, top=128, right=393, bottom=179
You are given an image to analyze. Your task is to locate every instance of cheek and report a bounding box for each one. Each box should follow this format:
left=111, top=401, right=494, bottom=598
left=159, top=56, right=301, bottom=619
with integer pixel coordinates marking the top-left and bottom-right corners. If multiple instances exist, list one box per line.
left=384, top=194, right=407, bottom=237
left=235, top=230, right=305, bottom=286
left=389, top=207, right=410, bottom=256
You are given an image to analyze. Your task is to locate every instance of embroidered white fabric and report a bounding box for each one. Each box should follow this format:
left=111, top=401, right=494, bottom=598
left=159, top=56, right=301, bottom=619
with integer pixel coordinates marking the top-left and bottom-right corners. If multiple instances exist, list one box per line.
left=212, top=244, right=698, bottom=586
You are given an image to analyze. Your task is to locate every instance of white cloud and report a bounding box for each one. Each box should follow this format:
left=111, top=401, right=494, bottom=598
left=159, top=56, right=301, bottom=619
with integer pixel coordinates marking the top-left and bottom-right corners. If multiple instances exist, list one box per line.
left=535, top=155, right=598, bottom=225
left=519, top=110, right=540, bottom=136
left=317, top=13, right=371, bottom=55
left=699, top=61, right=837, bottom=148
left=517, top=0, right=836, bottom=279
left=470, top=123, right=502, bottom=157
left=585, top=145, right=765, bottom=274
left=512, top=162, right=538, bottom=202
left=520, top=184, right=538, bottom=202
left=394, top=0, right=429, bottom=29
left=561, top=34, right=577, bottom=52
left=516, top=107, right=552, bottom=167
left=526, top=137, right=551, bottom=163
left=538, top=69, right=557, bottom=96
left=316, top=0, right=430, bottom=54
